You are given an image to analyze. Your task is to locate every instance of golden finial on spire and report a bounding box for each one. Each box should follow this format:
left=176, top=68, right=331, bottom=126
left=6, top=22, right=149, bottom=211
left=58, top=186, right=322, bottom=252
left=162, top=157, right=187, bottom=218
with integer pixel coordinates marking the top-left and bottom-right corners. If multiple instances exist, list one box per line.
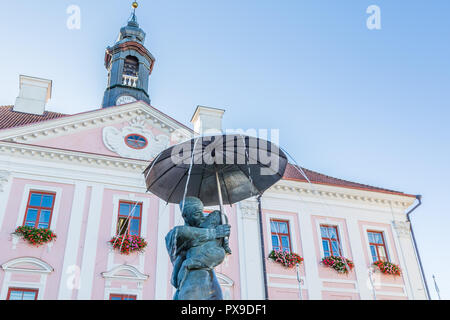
left=132, top=1, right=139, bottom=9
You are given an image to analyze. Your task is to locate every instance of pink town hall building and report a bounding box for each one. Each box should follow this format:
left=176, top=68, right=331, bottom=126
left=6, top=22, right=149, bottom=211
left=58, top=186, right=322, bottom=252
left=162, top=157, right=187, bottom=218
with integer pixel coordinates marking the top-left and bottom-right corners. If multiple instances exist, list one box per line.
left=0, top=12, right=429, bottom=300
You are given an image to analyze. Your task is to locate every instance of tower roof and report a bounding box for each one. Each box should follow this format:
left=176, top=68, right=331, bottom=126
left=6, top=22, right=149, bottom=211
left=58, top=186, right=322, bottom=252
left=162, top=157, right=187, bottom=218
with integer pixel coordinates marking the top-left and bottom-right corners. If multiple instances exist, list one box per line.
left=117, top=5, right=146, bottom=43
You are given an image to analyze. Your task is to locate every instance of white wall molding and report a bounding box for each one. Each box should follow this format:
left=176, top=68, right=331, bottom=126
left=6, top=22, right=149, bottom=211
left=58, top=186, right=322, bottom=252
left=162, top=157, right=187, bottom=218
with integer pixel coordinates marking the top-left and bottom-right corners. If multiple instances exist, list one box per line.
left=15, top=184, right=63, bottom=230
left=345, top=218, right=374, bottom=300
left=57, top=182, right=88, bottom=299
left=236, top=200, right=264, bottom=300
left=0, top=170, right=13, bottom=231
left=77, top=184, right=104, bottom=299
left=154, top=200, right=171, bottom=299
left=296, top=209, right=321, bottom=299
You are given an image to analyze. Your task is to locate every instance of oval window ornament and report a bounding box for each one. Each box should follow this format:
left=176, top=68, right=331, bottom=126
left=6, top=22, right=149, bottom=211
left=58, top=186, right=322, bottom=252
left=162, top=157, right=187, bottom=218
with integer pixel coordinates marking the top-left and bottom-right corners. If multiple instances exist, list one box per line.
left=125, top=134, right=148, bottom=149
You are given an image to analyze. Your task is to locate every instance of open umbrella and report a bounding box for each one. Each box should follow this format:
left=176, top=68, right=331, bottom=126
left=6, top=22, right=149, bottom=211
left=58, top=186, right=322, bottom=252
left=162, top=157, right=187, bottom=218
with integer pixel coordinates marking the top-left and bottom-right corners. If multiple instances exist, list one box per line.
left=143, top=134, right=288, bottom=223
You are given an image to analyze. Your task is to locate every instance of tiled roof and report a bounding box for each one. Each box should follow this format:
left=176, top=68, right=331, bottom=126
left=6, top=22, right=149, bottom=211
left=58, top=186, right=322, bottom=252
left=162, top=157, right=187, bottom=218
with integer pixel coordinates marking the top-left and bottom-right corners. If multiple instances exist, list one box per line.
left=0, top=105, right=67, bottom=130
left=283, top=163, right=414, bottom=197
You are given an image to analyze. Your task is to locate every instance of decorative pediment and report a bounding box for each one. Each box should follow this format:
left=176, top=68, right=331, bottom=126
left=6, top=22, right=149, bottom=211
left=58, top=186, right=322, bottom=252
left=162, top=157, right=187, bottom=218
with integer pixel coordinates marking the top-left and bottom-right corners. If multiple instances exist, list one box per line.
left=103, top=115, right=170, bottom=160
left=101, top=264, right=149, bottom=282
left=216, top=273, right=234, bottom=286
left=0, top=102, right=193, bottom=152
left=2, top=257, right=53, bottom=274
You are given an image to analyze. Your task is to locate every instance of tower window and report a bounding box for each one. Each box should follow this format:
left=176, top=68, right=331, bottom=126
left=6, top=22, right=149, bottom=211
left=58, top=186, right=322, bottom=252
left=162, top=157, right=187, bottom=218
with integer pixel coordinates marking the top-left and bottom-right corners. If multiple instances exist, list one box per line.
left=123, top=56, right=139, bottom=77
left=125, top=134, right=148, bottom=149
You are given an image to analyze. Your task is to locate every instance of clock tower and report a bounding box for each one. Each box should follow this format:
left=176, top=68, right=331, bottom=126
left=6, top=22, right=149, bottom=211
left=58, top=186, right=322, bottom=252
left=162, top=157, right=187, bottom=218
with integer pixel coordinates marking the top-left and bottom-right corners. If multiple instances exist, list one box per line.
left=102, top=2, right=155, bottom=108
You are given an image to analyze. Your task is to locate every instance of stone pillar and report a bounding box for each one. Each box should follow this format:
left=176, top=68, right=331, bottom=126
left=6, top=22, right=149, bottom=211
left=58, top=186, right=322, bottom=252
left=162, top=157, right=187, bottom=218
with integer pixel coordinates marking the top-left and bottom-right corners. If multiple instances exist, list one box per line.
left=236, top=198, right=265, bottom=299
left=392, top=220, right=428, bottom=299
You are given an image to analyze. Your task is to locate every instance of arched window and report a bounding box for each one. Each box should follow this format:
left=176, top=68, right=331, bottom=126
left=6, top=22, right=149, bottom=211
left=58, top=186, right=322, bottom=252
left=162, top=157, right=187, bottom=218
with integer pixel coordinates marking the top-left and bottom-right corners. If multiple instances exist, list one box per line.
left=123, top=56, right=139, bottom=77
left=1, top=257, right=53, bottom=300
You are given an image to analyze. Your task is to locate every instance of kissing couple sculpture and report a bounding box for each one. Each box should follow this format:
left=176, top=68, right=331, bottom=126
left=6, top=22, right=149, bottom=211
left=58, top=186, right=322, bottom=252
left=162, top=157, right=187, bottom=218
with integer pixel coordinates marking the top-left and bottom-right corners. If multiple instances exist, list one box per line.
left=165, top=196, right=232, bottom=300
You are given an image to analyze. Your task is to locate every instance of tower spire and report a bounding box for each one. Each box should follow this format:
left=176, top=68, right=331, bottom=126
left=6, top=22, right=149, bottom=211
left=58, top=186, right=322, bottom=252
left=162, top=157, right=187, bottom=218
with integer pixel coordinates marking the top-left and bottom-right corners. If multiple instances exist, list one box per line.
left=129, top=2, right=139, bottom=27
left=101, top=0, right=155, bottom=108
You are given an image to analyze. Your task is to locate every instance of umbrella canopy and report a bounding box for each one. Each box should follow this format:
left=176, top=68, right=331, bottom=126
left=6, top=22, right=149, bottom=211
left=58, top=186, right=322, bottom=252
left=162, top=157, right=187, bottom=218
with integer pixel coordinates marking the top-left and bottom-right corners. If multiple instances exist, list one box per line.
left=143, top=134, right=288, bottom=207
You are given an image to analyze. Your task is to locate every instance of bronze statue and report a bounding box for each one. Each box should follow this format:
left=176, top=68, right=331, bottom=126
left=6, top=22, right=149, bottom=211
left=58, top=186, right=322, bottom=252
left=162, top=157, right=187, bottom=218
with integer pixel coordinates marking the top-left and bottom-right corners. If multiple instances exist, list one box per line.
left=165, top=197, right=231, bottom=300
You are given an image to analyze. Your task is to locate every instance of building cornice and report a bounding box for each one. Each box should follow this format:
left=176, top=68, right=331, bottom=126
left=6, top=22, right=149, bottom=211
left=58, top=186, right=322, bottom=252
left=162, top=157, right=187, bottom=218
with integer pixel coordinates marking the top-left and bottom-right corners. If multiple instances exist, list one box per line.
left=268, top=180, right=415, bottom=210
left=0, top=140, right=148, bottom=172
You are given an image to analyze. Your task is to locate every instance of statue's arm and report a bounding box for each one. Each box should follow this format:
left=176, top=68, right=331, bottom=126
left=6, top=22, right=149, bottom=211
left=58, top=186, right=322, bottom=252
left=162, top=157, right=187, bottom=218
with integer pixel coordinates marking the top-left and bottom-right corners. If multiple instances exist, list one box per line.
left=176, top=224, right=230, bottom=246
left=176, top=226, right=215, bottom=245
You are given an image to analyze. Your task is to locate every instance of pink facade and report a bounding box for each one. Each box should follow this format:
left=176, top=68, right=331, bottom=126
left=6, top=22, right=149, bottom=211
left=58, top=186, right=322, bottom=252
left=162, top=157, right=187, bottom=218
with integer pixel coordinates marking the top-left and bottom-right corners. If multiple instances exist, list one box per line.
left=0, top=102, right=427, bottom=300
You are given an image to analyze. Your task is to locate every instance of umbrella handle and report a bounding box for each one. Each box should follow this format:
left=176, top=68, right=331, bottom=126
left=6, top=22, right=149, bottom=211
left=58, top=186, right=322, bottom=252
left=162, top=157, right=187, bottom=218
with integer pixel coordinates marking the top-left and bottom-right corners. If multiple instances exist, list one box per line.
left=215, top=169, right=232, bottom=254
left=215, top=169, right=227, bottom=225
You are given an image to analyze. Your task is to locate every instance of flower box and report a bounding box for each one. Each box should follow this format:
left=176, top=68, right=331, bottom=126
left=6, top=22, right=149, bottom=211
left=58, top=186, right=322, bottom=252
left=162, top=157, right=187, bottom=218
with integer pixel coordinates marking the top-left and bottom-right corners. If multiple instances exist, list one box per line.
left=109, top=234, right=147, bottom=255
left=321, top=256, right=354, bottom=274
left=13, top=226, right=57, bottom=246
left=373, top=260, right=401, bottom=276
left=268, top=249, right=303, bottom=268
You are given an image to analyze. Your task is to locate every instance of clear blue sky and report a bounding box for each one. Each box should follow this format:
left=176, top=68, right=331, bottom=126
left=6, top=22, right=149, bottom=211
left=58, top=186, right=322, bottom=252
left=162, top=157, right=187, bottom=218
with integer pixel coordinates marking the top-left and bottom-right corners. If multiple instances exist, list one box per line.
left=1, top=0, right=449, bottom=299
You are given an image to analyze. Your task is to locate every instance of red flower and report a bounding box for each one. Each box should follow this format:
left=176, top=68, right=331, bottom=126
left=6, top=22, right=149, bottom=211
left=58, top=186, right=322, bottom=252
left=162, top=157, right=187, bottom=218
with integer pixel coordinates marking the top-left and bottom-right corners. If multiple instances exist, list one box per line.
left=110, top=234, right=147, bottom=255
left=14, top=226, right=57, bottom=246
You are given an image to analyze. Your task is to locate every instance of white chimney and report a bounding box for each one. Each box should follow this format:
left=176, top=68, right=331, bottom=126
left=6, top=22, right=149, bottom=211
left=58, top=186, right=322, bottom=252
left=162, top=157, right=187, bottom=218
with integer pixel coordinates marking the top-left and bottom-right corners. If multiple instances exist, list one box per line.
left=13, top=75, right=52, bottom=115
left=190, top=105, right=225, bottom=135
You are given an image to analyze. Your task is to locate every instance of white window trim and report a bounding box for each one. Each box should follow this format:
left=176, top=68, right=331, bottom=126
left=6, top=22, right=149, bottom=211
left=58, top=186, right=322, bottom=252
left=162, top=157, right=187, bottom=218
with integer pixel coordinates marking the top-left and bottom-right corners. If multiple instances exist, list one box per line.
left=265, top=212, right=298, bottom=253
left=362, top=225, right=395, bottom=265
left=0, top=257, right=53, bottom=300
left=15, top=184, right=63, bottom=230
left=104, top=287, right=142, bottom=300
left=110, top=194, right=149, bottom=239
left=102, top=264, right=148, bottom=300
left=315, top=219, right=348, bottom=258
left=106, top=194, right=149, bottom=277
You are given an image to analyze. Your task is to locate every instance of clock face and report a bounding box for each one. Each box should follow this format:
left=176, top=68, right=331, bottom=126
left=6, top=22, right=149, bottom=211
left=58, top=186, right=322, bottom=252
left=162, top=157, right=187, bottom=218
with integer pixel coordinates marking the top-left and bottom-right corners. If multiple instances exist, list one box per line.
left=116, top=95, right=137, bottom=105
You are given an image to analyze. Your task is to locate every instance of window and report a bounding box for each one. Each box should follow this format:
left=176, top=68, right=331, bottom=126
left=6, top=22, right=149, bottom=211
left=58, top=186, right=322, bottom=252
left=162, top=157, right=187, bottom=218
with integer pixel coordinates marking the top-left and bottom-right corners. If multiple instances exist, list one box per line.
left=320, top=225, right=341, bottom=257
left=123, top=56, right=139, bottom=77
left=109, top=294, right=137, bottom=300
left=117, top=201, right=142, bottom=236
left=125, top=134, right=148, bottom=149
left=7, top=288, right=38, bottom=300
left=367, top=231, right=388, bottom=262
left=270, top=219, right=291, bottom=252
left=23, top=191, right=56, bottom=229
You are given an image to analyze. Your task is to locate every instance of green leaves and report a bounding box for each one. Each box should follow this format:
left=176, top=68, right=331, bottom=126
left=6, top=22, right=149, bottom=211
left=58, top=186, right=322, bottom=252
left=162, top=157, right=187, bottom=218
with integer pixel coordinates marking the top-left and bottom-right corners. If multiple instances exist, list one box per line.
left=14, top=226, right=57, bottom=246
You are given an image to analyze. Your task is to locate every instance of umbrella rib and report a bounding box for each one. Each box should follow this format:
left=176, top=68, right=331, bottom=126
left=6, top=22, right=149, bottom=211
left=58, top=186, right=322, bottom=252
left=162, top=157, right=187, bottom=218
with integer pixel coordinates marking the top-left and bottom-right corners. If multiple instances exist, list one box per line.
left=234, top=149, right=286, bottom=176
left=145, top=149, right=206, bottom=192
left=146, top=163, right=178, bottom=192
left=236, top=163, right=262, bottom=197
left=197, top=162, right=207, bottom=199
left=166, top=169, right=190, bottom=204
left=220, top=169, right=233, bottom=205
left=147, top=139, right=206, bottom=164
